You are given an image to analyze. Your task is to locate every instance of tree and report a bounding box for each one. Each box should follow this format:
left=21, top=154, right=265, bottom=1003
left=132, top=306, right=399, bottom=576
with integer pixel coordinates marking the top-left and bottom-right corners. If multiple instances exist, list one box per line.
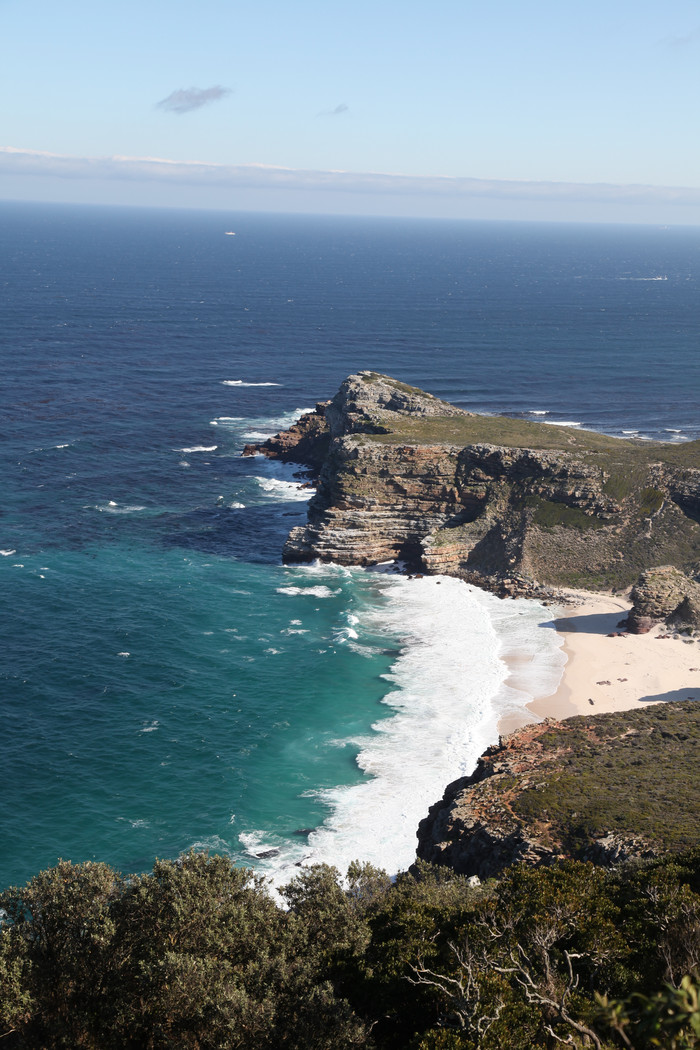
left=0, top=859, right=123, bottom=1048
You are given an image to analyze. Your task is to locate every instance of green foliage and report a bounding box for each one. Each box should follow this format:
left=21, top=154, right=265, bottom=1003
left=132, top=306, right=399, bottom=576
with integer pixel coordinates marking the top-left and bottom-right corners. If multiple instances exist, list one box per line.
left=3, top=849, right=700, bottom=1048
left=639, top=487, right=666, bottom=515
left=0, top=859, right=122, bottom=1049
left=0, top=853, right=369, bottom=1050
left=599, top=974, right=700, bottom=1049
left=524, top=495, right=604, bottom=531
left=511, top=702, right=700, bottom=855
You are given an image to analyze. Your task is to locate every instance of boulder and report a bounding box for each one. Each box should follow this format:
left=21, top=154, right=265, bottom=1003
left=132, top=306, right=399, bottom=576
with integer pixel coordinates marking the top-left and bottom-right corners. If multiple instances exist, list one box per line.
left=627, top=565, right=700, bottom=634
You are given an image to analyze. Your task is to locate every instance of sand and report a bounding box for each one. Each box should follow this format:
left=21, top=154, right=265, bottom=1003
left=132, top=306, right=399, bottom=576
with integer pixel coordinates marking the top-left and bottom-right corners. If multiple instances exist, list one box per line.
left=519, top=591, right=700, bottom=728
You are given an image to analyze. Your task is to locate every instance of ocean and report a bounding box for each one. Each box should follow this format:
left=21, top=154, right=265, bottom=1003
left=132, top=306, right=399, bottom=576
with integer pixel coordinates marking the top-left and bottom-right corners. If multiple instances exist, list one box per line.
left=2, top=201, right=699, bottom=889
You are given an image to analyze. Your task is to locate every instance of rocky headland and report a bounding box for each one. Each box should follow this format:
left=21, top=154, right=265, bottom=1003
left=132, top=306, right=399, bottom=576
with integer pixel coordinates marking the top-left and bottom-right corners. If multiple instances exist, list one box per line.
left=416, top=700, right=700, bottom=877
left=245, top=370, right=700, bottom=598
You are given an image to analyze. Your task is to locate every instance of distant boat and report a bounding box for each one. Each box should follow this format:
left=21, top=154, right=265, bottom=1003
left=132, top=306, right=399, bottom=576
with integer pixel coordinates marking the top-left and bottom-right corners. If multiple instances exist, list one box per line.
left=224, top=231, right=236, bottom=236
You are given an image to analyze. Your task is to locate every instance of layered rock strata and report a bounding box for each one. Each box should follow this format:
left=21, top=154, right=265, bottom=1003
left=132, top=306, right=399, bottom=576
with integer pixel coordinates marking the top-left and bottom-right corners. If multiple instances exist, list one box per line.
left=244, top=371, right=700, bottom=594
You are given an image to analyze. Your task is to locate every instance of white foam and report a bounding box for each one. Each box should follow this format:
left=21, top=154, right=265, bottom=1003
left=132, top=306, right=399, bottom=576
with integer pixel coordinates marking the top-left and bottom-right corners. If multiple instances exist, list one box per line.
left=528, top=410, right=548, bottom=415
left=175, top=445, right=218, bottom=453
left=213, top=408, right=313, bottom=433
left=229, top=501, right=246, bottom=509
left=140, top=720, right=159, bottom=732
left=257, top=573, right=565, bottom=886
left=94, top=504, right=146, bottom=514
left=242, top=431, right=275, bottom=440
left=544, top=419, right=582, bottom=428
left=188, top=836, right=234, bottom=856
left=237, top=830, right=289, bottom=861
left=621, top=430, right=639, bottom=435
left=276, top=585, right=338, bottom=598
left=0, top=550, right=16, bottom=556
left=31, top=442, right=73, bottom=453
left=117, top=652, right=130, bottom=657
left=221, top=380, right=281, bottom=386
left=253, top=476, right=314, bottom=502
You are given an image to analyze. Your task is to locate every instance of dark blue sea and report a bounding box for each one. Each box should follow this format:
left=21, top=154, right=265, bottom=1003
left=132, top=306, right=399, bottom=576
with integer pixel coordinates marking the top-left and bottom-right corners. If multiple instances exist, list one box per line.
left=2, top=201, right=699, bottom=889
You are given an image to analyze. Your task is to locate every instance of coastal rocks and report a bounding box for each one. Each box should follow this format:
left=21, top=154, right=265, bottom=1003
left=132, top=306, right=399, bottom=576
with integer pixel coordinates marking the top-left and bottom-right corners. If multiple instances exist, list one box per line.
left=415, top=732, right=562, bottom=879
left=626, top=565, right=700, bottom=634
left=244, top=372, right=700, bottom=592
left=242, top=401, right=330, bottom=468
left=324, top=371, right=470, bottom=438
left=416, top=702, right=700, bottom=878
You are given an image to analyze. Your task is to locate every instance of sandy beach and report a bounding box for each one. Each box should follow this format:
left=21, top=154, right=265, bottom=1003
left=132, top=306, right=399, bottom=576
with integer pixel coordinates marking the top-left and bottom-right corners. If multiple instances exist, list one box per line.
left=503, top=591, right=700, bottom=733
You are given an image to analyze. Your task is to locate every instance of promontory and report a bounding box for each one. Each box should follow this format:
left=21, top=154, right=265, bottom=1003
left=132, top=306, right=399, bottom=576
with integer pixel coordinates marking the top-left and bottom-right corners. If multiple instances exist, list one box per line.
left=244, top=370, right=700, bottom=599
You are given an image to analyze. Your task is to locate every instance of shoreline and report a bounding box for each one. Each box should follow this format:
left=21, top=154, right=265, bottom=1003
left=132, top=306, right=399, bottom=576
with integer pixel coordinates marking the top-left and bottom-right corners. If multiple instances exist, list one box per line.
left=500, top=589, right=700, bottom=735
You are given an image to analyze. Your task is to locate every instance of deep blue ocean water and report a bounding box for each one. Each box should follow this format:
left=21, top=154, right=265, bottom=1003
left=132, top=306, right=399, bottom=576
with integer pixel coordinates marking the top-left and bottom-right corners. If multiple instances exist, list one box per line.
left=2, top=201, right=699, bottom=888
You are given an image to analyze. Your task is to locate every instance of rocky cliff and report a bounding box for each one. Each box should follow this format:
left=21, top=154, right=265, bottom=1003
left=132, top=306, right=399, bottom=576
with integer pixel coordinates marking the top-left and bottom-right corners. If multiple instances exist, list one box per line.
left=416, top=701, right=700, bottom=878
left=244, top=372, right=700, bottom=594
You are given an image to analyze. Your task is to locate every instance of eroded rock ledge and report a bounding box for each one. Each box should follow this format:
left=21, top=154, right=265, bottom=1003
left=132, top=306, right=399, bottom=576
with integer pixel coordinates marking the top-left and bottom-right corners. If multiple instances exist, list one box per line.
left=416, top=701, right=700, bottom=878
left=244, top=371, right=700, bottom=595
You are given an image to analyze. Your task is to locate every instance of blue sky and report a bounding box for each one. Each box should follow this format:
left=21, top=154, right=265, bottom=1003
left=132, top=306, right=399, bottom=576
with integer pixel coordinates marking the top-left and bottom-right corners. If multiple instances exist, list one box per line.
left=3, top=0, right=700, bottom=222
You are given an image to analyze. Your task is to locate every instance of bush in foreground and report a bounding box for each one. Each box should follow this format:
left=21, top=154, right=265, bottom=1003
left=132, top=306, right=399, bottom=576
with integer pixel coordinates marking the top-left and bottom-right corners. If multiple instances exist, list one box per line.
left=2, top=850, right=700, bottom=1048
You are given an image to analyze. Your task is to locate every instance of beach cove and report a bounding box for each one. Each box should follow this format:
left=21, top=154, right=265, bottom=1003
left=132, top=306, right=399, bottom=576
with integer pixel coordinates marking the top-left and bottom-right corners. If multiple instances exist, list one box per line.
left=525, top=591, right=700, bottom=728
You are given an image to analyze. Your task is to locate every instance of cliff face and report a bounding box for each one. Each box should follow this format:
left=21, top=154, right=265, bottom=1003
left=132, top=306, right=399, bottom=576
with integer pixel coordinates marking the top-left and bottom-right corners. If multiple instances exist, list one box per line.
left=246, top=372, right=700, bottom=594
left=416, top=701, right=700, bottom=878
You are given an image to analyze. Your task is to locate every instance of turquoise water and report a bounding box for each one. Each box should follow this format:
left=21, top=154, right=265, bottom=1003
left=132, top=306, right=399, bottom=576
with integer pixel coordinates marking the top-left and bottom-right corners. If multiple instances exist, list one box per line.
left=2, top=202, right=698, bottom=888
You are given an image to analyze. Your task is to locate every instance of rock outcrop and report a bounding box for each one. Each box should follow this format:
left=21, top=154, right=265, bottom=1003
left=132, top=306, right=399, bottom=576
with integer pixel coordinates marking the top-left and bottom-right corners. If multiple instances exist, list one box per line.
left=244, top=372, right=700, bottom=594
left=242, top=401, right=331, bottom=469
left=416, top=702, right=700, bottom=878
left=626, top=565, right=700, bottom=634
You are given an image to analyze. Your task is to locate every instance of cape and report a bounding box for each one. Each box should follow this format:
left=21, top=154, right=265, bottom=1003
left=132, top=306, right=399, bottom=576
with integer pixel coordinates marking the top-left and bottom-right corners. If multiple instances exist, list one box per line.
left=244, top=371, right=700, bottom=600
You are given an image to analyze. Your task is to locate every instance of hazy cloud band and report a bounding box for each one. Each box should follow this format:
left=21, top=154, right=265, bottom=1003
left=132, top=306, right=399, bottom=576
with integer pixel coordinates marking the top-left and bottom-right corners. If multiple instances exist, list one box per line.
left=3, top=146, right=700, bottom=206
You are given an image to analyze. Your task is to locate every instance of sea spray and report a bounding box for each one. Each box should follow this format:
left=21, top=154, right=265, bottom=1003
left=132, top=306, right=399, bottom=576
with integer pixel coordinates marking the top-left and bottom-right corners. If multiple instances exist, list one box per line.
left=243, top=571, right=566, bottom=885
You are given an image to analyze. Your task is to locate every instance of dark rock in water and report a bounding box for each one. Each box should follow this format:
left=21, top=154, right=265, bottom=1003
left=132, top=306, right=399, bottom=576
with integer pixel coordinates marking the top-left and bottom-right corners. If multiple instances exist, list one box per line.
left=293, top=828, right=315, bottom=837
left=254, top=848, right=280, bottom=859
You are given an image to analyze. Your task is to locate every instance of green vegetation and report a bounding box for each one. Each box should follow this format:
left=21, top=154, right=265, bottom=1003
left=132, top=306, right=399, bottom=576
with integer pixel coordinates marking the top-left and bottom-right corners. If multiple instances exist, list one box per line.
left=366, top=408, right=700, bottom=470
left=512, top=702, right=700, bottom=855
left=639, top=486, right=666, bottom=515
left=3, top=850, right=700, bottom=1048
left=525, top=495, right=605, bottom=531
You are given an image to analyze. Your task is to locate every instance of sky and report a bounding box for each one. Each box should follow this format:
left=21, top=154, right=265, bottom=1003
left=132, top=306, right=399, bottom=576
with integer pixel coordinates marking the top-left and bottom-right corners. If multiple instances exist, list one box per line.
left=3, top=0, right=700, bottom=223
